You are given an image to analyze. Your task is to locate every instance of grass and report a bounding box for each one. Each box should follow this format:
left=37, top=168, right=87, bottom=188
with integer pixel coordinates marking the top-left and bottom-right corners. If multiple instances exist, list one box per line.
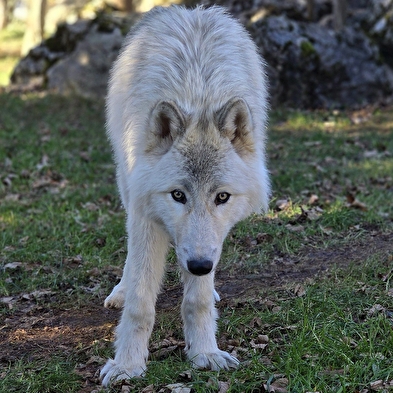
left=0, top=92, right=392, bottom=393
left=1, top=357, right=81, bottom=393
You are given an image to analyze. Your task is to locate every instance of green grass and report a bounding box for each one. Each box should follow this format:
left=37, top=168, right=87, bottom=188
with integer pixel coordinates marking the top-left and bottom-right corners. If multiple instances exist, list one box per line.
left=0, top=92, right=392, bottom=392
left=1, top=357, right=81, bottom=393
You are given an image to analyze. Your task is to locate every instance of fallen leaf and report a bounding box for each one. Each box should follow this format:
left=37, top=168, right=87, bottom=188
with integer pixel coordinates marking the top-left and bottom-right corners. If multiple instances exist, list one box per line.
left=218, top=381, right=230, bottom=393
left=30, top=289, right=55, bottom=300
left=294, top=284, right=306, bottom=297
left=64, top=254, right=84, bottom=265
left=257, top=334, right=269, bottom=344
left=306, top=207, right=323, bottom=220
left=286, top=224, right=304, bottom=232
left=249, top=317, right=262, bottom=327
left=95, top=237, right=106, bottom=247
left=5, top=193, right=20, bottom=202
left=308, top=194, right=319, bottom=204
left=164, top=383, right=191, bottom=393
left=0, top=296, right=16, bottom=309
left=367, top=304, right=385, bottom=317
left=36, top=154, right=49, bottom=170
left=250, top=339, right=268, bottom=350
left=370, top=380, right=384, bottom=391
left=264, top=376, right=288, bottom=393
left=276, top=199, right=291, bottom=211
left=346, top=192, right=368, bottom=211
left=320, top=225, right=333, bottom=235
left=364, top=150, right=379, bottom=159
left=86, top=355, right=106, bottom=365
left=178, top=370, right=192, bottom=381
left=256, top=232, right=273, bottom=244
left=381, top=265, right=393, bottom=282
left=151, top=345, right=178, bottom=360
left=4, top=262, right=24, bottom=270
left=82, top=202, right=99, bottom=211
left=79, top=151, right=91, bottom=162
left=304, top=141, right=322, bottom=147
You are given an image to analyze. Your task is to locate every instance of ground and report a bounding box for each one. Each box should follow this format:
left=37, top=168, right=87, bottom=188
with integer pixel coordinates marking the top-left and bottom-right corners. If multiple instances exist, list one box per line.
left=1, top=94, right=392, bottom=392
left=1, top=231, right=391, bottom=392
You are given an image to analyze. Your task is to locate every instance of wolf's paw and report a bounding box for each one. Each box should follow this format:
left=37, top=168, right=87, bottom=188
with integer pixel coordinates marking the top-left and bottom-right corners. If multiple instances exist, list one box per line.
left=100, top=359, right=145, bottom=386
left=104, top=283, right=126, bottom=309
left=190, top=350, right=239, bottom=371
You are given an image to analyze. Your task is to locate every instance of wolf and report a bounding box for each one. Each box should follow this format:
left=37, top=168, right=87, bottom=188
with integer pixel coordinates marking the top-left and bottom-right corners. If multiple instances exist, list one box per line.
left=100, top=5, right=270, bottom=386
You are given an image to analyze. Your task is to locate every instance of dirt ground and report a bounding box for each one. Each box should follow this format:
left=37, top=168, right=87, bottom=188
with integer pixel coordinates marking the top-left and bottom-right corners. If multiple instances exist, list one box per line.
left=1, top=232, right=392, bottom=392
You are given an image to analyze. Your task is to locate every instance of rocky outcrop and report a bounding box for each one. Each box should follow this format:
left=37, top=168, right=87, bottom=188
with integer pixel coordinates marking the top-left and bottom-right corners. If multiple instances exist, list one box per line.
left=46, top=25, right=123, bottom=98
left=11, top=14, right=134, bottom=99
left=250, top=15, right=393, bottom=108
left=9, top=1, right=393, bottom=108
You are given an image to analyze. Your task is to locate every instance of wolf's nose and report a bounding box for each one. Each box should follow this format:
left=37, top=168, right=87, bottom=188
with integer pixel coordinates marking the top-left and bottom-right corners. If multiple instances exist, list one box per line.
left=187, top=259, right=213, bottom=276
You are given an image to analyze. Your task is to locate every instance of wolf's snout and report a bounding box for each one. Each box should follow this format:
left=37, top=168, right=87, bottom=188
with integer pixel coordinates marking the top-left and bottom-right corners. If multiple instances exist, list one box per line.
left=187, top=259, right=213, bottom=276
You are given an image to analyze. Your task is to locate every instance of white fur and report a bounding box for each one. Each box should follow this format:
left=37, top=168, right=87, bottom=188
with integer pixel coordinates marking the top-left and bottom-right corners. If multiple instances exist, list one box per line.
left=100, top=5, right=269, bottom=386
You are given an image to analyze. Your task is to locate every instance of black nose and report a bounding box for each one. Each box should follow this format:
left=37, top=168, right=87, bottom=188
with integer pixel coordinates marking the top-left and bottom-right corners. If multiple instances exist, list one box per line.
left=187, top=259, right=213, bottom=276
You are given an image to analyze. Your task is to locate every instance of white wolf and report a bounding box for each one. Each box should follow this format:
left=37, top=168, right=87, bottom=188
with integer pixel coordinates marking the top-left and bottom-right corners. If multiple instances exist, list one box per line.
left=100, top=5, right=269, bottom=386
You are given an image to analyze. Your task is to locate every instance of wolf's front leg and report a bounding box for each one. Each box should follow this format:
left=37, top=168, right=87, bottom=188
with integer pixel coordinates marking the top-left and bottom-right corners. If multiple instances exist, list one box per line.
left=101, top=219, right=169, bottom=386
left=182, top=272, right=239, bottom=371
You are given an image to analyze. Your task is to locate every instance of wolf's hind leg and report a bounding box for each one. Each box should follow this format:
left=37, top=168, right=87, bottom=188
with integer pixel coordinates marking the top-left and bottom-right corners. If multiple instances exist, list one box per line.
left=100, top=219, right=169, bottom=386
left=181, top=272, right=239, bottom=371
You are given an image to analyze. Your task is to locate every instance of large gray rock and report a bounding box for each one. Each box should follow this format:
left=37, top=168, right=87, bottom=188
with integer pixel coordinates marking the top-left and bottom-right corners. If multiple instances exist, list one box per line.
left=368, top=0, right=393, bottom=68
left=46, top=25, right=123, bottom=98
left=11, top=19, right=92, bottom=89
left=10, top=14, right=134, bottom=96
left=250, top=15, right=393, bottom=108
left=9, top=6, right=393, bottom=109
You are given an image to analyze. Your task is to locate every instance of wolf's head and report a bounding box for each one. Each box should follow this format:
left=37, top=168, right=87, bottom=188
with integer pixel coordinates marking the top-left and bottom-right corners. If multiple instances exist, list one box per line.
left=135, top=98, right=269, bottom=276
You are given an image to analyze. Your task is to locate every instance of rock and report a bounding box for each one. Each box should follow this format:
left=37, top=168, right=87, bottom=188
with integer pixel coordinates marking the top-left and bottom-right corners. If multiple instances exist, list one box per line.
left=8, top=4, right=393, bottom=108
left=250, top=15, right=393, bottom=108
left=368, top=0, right=393, bottom=67
left=11, top=19, right=92, bottom=87
left=47, top=25, right=123, bottom=98
left=10, top=13, right=135, bottom=96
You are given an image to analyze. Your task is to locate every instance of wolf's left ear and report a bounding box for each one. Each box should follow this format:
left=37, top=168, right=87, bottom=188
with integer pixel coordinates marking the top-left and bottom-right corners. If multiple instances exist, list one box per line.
left=216, top=98, right=255, bottom=156
left=146, top=101, right=186, bottom=154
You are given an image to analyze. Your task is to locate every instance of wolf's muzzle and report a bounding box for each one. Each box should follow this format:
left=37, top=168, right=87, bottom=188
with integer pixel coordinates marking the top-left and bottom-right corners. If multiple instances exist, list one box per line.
left=187, top=259, right=213, bottom=276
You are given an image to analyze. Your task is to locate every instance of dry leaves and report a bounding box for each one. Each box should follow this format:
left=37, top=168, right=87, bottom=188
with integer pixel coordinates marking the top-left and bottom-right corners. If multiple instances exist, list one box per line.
left=150, top=337, right=184, bottom=360
left=367, top=379, right=393, bottom=391
left=250, top=334, right=269, bottom=350
left=264, top=376, right=289, bottom=393
left=346, top=192, right=368, bottom=211
left=275, top=199, right=292, bottom=211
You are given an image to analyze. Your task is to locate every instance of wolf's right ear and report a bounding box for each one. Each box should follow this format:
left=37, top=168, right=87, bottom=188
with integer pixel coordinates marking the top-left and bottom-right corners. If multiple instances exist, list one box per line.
left=146, top=101, right=186, bottom=154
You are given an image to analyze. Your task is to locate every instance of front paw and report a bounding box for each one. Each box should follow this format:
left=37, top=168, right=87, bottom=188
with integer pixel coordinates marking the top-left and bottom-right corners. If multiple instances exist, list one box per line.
left=100, top=359, right=145, bottom=386
left=189, top=350, right=239, bottom=371
left=104, top=283, right=126, bottom=309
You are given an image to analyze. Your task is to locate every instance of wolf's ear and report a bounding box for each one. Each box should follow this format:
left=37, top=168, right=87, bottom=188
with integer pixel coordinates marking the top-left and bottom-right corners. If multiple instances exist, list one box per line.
left=147, top=101, right=186, bottom=153
left=217, top=98, right=255, bottom=156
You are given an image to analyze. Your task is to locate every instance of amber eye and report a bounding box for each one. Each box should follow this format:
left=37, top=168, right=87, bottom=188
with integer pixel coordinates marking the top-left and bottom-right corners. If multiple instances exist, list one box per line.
left=171, top=190, right=187, bottom=204
left=215, top=192, right=231, bottom=205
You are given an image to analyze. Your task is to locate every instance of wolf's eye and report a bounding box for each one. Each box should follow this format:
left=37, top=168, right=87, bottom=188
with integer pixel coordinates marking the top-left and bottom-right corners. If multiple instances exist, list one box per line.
left=171, top=189, right=187, bottom=204
left=215, top=192, right=231, bottom=205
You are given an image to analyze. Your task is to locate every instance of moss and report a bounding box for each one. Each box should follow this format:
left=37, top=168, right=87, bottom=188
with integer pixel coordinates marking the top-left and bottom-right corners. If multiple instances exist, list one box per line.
left=300, top=39, right=317, bottom=57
